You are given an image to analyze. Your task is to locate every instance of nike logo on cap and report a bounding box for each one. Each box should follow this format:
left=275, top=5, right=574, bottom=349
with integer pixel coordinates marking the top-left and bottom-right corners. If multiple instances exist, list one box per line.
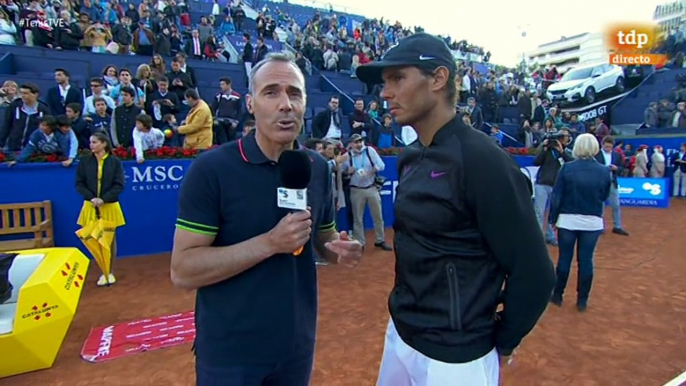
left=419, top=55, right=435, bottom=60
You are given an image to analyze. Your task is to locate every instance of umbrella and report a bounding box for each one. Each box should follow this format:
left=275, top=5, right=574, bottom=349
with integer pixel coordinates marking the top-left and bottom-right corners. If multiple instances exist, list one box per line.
left=75, top=208, right=115, bottom=285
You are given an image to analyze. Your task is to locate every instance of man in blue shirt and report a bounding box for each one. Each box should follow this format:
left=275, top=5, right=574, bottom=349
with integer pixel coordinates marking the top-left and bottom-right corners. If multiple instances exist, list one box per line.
left=171, top=52, right=363, bottom=386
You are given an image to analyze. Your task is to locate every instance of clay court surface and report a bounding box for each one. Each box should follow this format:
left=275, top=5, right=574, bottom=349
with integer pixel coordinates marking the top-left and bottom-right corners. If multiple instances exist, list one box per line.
left=2, top=202, right=686, bottom=386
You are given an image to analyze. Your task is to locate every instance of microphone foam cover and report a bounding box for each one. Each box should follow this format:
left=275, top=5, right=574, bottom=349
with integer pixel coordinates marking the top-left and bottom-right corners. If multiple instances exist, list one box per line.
left=278, top=150, right=311, bottom=190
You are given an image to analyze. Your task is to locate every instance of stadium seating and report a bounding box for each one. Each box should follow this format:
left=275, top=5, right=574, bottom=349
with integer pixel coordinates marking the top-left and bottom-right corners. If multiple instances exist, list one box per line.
left=612, top=68, right=686, bottom=126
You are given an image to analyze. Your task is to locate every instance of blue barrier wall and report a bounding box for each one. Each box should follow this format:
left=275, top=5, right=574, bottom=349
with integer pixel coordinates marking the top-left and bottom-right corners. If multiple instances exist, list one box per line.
left=0, top=156, right=400, bottom=258
left=0, top=153, right=675, bottom=258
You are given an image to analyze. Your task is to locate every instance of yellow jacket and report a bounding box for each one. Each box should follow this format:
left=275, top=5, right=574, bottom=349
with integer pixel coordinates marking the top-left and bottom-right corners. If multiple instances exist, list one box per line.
left=178, top=100, right=213, bottom=149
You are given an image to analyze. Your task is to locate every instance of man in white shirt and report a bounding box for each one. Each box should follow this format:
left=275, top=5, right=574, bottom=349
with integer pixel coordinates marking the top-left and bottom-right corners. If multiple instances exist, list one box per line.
left=83, top=78, right=115, bottom=116
left=312, top=96, right=343, bottom=141
left=342, top=134, right=392, bottom=251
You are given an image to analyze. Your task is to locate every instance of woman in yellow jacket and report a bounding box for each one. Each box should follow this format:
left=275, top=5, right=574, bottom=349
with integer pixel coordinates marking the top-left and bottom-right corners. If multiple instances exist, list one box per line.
left=177, top=89, right=213, bottom=150
left=75, top=132, right=126, bottom=287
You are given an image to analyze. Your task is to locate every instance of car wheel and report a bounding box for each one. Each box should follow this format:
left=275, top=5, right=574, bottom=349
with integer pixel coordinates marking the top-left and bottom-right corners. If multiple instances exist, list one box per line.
left=615, top=77, right=625, bottom=93
left=584, top=88, right=596, bottom=104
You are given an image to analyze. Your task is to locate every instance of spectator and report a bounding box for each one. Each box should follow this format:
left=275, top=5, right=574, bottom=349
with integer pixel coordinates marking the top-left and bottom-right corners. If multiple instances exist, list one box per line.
left=56, top=114, right=79, bottom=166
left=312, top=96, right=343, bottom=141
left=342, top=133, right=391, bottom=251
left=111, top=16, right=133, bottom=54
left=177, top=89, right=213, bottom=150
left=490, top=124, right=503, bottom=146
left=633, top=145, right=649, bottom=177
left=644, top=102, right=658, bottom=127
left=672, top=143, right=686, bottom=197
left=184, top=29, right=204, bottom=60
left=253, top=36, right=269, bottom=63
left=110, top=87, right=143, bottom=148
left=323, top=45, right=338, bottom=70
left=595, top=136, right=629, bottom=236
left=0, top=83, right=50, bottom=151
left=147, top=76, right=179, bottom=129
left=166, top=58, right=192, bottom=101
left=132, top=21, right=155, bottom=56
left=84, top=78, right=116, bottom=117
left=7, top=115, right=67, bottom=165
left=533, top=129, right=573, bottom=246
left=65, top=102, right=89, bottom=149
left=650, top=146, right=666, bottom=178
left=0, top=80, right=18, bottom=106
left=54, top=10, right=83, bottom=50
left=204, top=36, right=228, bottom=62
left=211, top=77, right=242, bottom=143
left=110, top=69, right=146, bottom=107
left=132, top=114, right=165, bottom=163
left=669, top=101, right=686, bottom=127
left=348, top=98, right=373, bottom=138
left=174, top=52, right=197, bottom=89
left=218, top=15, right=235, bottom=36
left=0, top=10, right=17, bottom=45
left=84, top=97, right=112, bottom=138
left=467, top=97, right=483, bottom=131
left=46, top=68, right=83, bottom=116
left=374, top=114, right=398, bottom=149
left=83, top=21, right=112, bottom=53
left=197, top=17, right=214, bottom=42
left=657, top=99, right=674, bottom=127
left=241, top=33, right=254, bottom=83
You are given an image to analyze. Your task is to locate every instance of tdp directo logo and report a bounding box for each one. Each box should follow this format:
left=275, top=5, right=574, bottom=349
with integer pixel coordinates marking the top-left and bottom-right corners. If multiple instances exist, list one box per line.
left=606, top=24, right=666, bottom=66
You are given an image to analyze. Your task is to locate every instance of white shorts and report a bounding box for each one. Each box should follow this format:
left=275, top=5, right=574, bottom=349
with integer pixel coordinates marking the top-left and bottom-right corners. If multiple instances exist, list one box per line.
left=377, top=319, right=500, bottom=386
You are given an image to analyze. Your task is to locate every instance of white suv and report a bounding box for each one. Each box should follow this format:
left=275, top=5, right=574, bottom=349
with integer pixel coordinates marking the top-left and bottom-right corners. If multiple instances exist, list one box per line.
left=546, top=63, right=625, bottom=105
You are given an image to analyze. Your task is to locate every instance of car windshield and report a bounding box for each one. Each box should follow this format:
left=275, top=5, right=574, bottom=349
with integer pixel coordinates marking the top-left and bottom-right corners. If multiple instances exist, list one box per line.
left=561, top=67, right=594, bottom=81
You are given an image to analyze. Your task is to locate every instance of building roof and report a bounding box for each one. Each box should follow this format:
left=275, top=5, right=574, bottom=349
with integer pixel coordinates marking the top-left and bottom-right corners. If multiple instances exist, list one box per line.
left=537, top=33, right=589, bottom=49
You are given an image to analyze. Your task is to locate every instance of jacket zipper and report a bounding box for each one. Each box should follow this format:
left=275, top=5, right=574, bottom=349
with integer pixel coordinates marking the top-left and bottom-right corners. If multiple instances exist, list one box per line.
left=446, top=263, right=463, bottom=331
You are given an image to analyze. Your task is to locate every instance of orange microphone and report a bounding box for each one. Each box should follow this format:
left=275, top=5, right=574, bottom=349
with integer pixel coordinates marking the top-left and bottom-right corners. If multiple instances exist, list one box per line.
left=277, top=150, right=312, bottom=257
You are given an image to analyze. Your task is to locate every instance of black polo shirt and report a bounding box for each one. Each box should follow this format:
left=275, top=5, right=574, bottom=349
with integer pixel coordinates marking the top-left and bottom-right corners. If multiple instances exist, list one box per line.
left=175, top=132, right=336, bottom=365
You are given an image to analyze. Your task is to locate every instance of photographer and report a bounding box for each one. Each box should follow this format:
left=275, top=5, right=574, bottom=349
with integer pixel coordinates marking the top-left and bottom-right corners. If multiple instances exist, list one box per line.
left=533, top=128, right=572, bottom=246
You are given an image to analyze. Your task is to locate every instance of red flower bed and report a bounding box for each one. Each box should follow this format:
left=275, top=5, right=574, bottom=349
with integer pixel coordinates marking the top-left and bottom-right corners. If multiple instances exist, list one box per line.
left=0, top=146, right=210, bottom=164
left=504, top=147, right=537, bottom=156
left=106, top=146, right=202, bottom=160
left=0, top=150, right=67, bottom=163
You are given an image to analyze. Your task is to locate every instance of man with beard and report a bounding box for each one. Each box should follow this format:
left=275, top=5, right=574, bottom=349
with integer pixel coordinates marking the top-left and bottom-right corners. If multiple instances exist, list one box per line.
left=356, top=33, right=555, bottom=385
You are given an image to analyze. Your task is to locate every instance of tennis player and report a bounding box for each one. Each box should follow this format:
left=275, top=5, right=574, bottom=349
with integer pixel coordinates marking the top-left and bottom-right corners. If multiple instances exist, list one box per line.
left=356, top=33, right=555, bottom=385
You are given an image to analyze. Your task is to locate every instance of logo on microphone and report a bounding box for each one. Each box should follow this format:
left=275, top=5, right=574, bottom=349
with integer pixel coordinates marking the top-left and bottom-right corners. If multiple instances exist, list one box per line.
left=276, top=188, right=308, bottom=211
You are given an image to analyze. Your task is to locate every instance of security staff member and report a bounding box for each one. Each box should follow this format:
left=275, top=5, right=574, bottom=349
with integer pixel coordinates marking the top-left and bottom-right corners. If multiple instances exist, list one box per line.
left=171, top=52, right=363, bottom=386
left=356, top=33, right=555, bottom=385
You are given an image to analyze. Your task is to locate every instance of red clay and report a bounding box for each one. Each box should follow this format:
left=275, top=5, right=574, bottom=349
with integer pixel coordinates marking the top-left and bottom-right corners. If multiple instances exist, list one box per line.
left=2, top=202, right=685, bottom=386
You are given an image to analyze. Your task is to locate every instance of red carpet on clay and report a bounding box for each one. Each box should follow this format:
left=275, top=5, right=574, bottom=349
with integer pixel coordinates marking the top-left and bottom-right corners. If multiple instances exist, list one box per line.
left=80, top=311, right=195, bottom=363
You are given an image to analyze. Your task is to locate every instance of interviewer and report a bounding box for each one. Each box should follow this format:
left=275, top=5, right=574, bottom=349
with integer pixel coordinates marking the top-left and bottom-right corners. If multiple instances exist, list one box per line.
left=170, top=52, right=363, bottom=385
left=548, top=133, right=611, bottom=312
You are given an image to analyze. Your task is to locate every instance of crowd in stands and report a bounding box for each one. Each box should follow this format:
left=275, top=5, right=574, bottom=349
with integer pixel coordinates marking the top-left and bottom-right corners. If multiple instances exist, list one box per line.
left=0, top=61, right=251, bottom=164
left=0, top=0, right=250, bottom=60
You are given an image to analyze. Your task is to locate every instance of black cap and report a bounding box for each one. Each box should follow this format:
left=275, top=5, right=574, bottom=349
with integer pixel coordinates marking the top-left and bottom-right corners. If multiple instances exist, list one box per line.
left=356, top=33, right=456, bottom=84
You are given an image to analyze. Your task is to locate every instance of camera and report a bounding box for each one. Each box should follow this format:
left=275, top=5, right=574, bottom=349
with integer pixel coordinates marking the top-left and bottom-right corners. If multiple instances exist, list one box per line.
left=542, top=131, right=566, bottom=148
